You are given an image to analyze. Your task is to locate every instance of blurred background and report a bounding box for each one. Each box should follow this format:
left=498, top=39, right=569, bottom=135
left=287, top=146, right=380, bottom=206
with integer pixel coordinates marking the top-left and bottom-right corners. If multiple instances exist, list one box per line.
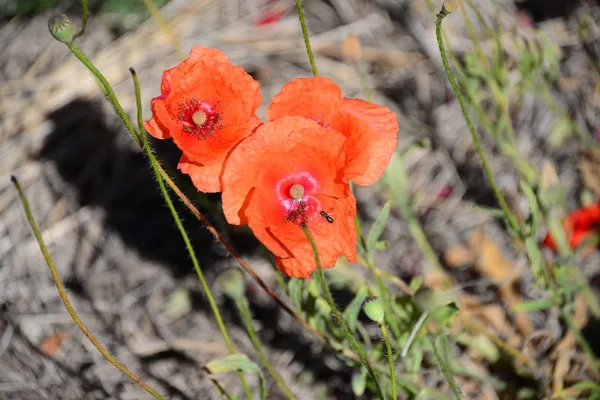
left=1, top=0, right=600, bottom=399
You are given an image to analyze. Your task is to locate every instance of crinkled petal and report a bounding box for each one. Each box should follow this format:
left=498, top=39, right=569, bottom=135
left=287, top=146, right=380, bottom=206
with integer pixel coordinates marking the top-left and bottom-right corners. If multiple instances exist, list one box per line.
left=331, top=98, right=399, bottom=185
left=266, top=76, right=342, bottom=124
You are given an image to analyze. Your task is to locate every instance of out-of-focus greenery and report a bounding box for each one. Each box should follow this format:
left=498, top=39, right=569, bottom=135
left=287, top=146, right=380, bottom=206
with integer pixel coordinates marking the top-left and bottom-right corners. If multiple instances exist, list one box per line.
left=0, top=0, right=169, bottom=20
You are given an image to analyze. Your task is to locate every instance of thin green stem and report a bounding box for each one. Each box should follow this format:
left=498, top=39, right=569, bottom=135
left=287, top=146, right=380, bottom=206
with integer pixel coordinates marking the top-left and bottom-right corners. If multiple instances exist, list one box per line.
left=294, top=0, right=318, bottom=76
left=431, top=336, right=462, bottom=400
left=366, top=256, right=402, bottom=341
left=132, top=79, right=252, bottom=400
left=236, top=298, right=297, bottom=400
left=380, top=322, right=397, bottom=400
left=562, top=305, right=600, bottom=374
left=435, top=10, right=521, bottom=236
left=73, top=0, right=89, bottom=39
left=302, top=226, right=384, bottom=400
left=67, top=43, right=142, bottom=146
left=11, top=176, right=165, bottom=400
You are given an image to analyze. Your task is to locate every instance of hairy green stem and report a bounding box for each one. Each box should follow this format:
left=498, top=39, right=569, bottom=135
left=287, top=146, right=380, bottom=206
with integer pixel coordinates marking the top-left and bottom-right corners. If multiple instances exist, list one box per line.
left=130, top=71, right=253, bottom=399
left=294, top=0, right=318, bottom=76
left=302, top=227, right=384, bottom=400
left=380, top=322, right=397, bottom=399
left=435, top=10, right=521, bottom=236
left=236, top=298, right=297, bottom=399
left=431, top=336, right=462, bottom=400
left=11, top=176, right=165, bottom=400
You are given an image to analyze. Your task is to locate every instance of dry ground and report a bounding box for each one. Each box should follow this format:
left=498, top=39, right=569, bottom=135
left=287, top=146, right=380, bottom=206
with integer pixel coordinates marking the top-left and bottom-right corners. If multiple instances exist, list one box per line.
left=1, top=0, right=600, bottom=399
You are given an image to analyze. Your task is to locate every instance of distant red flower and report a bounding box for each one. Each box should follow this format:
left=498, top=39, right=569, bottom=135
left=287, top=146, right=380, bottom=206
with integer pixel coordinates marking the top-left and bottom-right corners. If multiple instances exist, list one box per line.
left=143, top=46, right=262, bottom=192
left=543, top=202, right=600, bottom=252
left=267, top=76, right=399, bottom=186
left=221, top=117, right=357, bottom=278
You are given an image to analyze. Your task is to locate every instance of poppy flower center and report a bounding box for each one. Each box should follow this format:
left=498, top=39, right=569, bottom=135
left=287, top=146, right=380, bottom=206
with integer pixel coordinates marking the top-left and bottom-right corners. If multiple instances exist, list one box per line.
left=276, top=172, right=321, bottom=226
left=176, top=99, right=221, bottom=139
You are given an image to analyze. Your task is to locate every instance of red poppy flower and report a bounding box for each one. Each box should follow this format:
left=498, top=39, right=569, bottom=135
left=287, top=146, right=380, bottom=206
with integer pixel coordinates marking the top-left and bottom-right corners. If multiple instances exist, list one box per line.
left=143, top=46, right=262, bottom=192
left=543, top=202, right=600, bottom=252
left=266, top=76, right=398, bottom=186
left=221, top=116, right=357, bottom=278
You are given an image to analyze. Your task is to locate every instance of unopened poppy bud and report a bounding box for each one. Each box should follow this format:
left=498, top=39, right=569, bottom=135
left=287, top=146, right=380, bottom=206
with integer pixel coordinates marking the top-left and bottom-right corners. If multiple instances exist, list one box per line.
left=218, top=268, right=245, bottom=300
left=48, top=14, right=73, bottom=44
left=342, top=34, right=362, bottom=63
left=441, top=0, right=458, bottom=15
left=363, top=296, right=385, bottom=322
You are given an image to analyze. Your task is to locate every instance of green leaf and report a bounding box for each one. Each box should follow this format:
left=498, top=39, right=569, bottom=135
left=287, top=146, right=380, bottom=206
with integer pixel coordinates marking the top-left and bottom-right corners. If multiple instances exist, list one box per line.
left=367, top=200, right=392, bottom=253
left=548, top=119, right=572, bottom=147
left=351, top=367, right=367, bottom=396
left=416, top=389, right=450, bottom=400
left=343, top=286, right=368, bottom=332
left=288, top=278, right=303, bottom=311
left=430, top=303, right=459, bottom=325
left=513, top=299, right=554, bottom=312
left=375, top=240, right=389, bottom=250
left=409, top=276, right=424, bottom=292
left=204, top=354, right=261, bottom=376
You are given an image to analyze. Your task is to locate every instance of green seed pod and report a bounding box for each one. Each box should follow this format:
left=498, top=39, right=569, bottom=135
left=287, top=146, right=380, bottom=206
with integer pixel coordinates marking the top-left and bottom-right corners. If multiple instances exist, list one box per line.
left=48, top=14, right=73, bottom=44
left=363, top=296, right=385, bottom=323
left=218, top=268, right=245, bottom=300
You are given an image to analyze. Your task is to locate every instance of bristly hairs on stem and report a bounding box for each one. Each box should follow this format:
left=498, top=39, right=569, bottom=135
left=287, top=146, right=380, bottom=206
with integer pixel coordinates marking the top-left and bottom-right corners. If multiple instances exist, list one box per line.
left=294, top=0, right=319, bottom=76
left=129, top=69, right=254, bottom=399
left=11, top=176, right=166, bottom=400
left=302, top=226, right=385, bottom=400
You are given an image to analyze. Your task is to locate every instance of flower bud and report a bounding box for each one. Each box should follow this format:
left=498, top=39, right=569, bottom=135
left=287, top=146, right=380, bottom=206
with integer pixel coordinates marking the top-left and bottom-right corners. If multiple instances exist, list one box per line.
left=48, top=14, right=73, bottom=44
left=363, top=296, right=385, bottom=323
left=442, top=0, right=458, bottom=15
left=218, top=268, right=246, bottom=300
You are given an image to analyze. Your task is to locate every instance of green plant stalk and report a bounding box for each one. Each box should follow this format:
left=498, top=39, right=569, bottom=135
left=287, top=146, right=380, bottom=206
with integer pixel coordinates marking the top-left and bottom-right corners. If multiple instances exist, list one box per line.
left=11, top=176, right=165, bottom=400
left=142, top=0, right=185, bottom=61
left=294, top=0, right=318, bottom=76
left=236, top=297, right=297, bottom=400
left=435, top=10, right=520, bottom=236
left=431, top=336, right=462, bottom=400
left=130, top=70, right=253, bottom=399
left=302, top=227, right=384, bottom=400
left=73, top=0, right=89, bottom=39
left=379, top=322, right=397, bottom=400
left=562, top=304, right=600, bottom=374
left=366, top=255, right=402, bottom=341
left=67, top=43, right=142, bottom=147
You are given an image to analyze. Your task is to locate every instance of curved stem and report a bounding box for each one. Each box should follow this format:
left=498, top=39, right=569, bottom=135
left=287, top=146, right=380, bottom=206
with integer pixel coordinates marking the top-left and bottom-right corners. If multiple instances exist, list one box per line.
left=73, top=0, right=89, bottom=39
left=294, top=0, right=318, bottom=76
left=132, top=73, right=253, bottom=399
left=380, top=322, right=397, bottom=399
left=11, top=176, right=165, bottom=400
left=236, top=298, right=297, bottom=400
left=431, top=336, right=462, bottom=400
left=435, top=11, right=520, bottom=236
left=302, top=227, right=384, bottom=400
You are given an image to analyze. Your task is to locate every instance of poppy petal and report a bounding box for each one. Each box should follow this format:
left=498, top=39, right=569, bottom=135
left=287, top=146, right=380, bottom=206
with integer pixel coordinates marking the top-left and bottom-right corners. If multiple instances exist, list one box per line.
left=266, top=76, right=342, bottom=124
left=178, top=154, right=223, bottom=193
left=332, top=98, right=399, bottom=185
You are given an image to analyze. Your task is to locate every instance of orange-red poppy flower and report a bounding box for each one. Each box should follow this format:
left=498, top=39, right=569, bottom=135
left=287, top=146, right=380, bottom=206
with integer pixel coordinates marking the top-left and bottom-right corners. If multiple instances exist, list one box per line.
left=543, top=202, right=600, bottom=253
left=221, top=116, right=357, bottom=278
left=266, top=76, right=398, bottom=186
left=143, top=46, right=262, bottom=192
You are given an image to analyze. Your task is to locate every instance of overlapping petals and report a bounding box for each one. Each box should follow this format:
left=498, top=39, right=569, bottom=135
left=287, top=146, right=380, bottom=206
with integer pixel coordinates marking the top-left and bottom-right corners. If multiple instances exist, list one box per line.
left=222, top=117, right=357, bottom=278
left=143, top=46, right=262, bottom=192
left=266, top=76, right=399, bottom=185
